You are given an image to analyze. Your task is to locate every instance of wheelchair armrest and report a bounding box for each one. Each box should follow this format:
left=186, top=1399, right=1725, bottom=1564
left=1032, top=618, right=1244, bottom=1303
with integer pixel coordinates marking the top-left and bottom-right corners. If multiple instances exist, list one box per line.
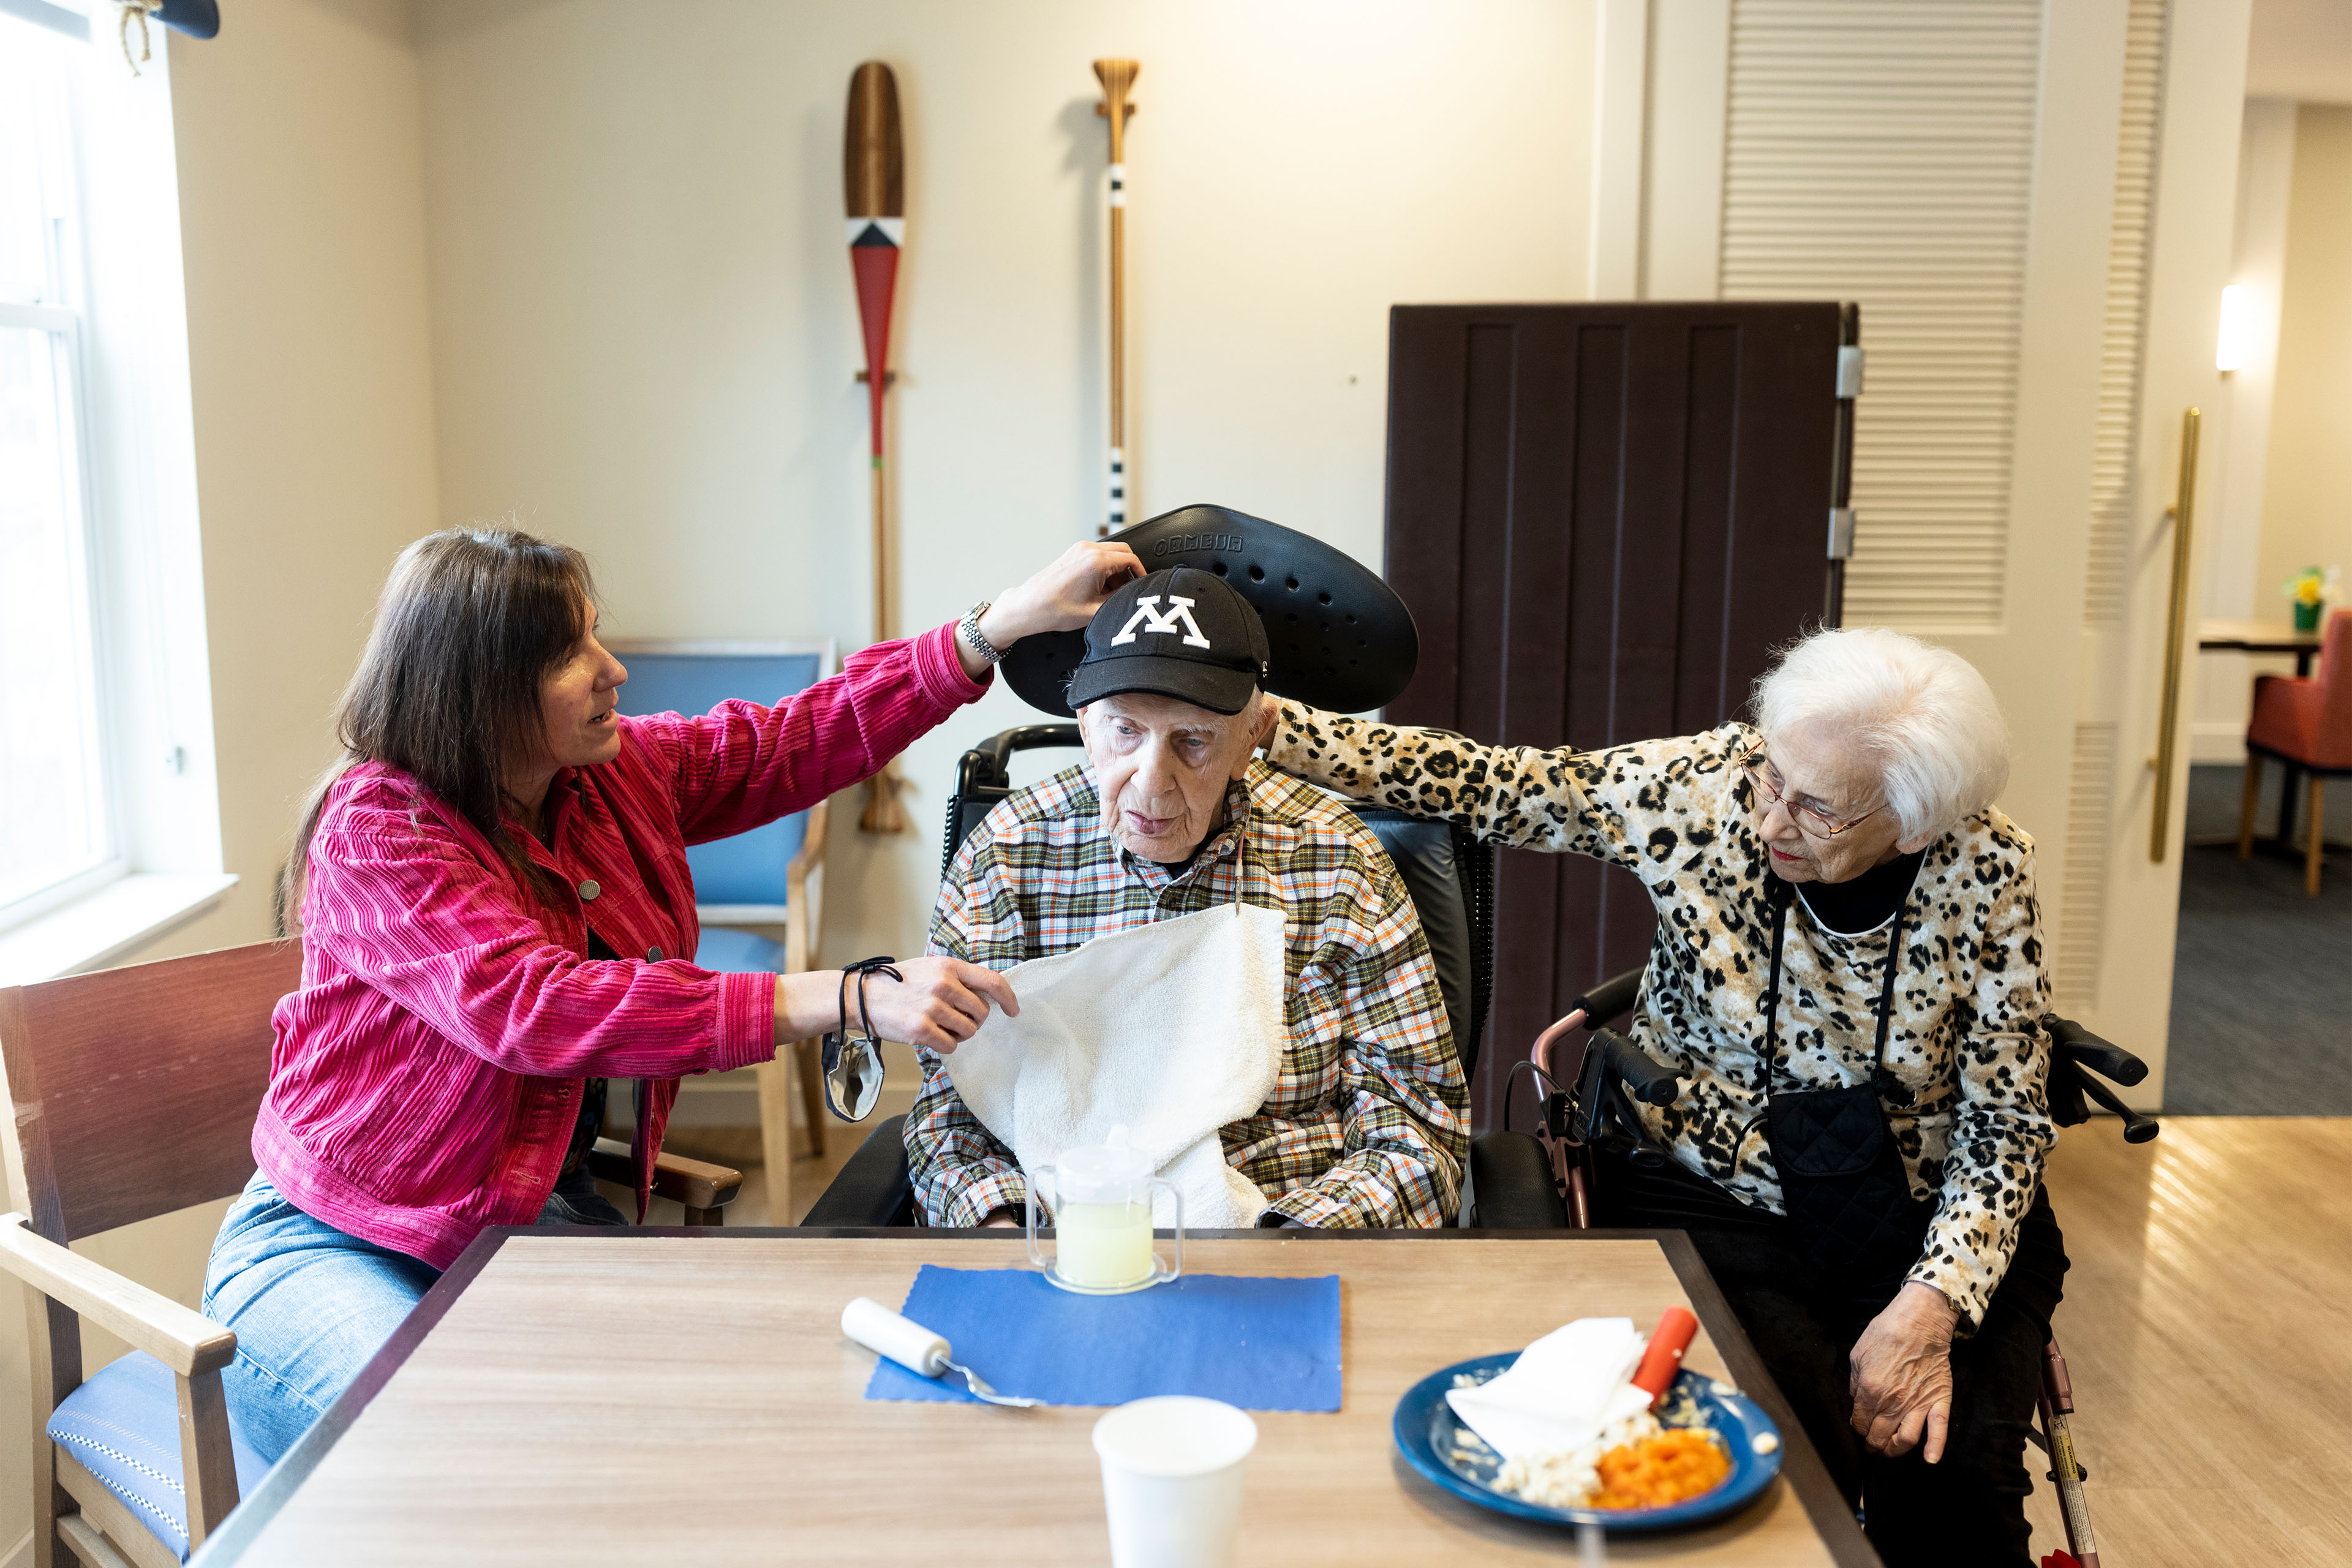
left=1574, top=966, right=1646, bottom=1028
left=2046, top=1016, right=2149, bottom=1087
left=1467, top=1132, right=1570, bottom=1229
left=800, top=1115, right=918, bottom=1227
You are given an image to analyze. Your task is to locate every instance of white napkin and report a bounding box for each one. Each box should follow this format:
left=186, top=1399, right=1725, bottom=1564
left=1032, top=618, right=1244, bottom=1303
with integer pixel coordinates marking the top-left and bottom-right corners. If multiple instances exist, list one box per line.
left=1446, top=1317, right=1656, bottom=1461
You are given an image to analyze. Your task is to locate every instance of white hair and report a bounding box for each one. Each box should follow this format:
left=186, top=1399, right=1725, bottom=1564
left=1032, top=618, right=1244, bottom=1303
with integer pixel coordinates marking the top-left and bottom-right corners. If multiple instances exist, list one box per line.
left=1751, top=628, right=2010, bottom=840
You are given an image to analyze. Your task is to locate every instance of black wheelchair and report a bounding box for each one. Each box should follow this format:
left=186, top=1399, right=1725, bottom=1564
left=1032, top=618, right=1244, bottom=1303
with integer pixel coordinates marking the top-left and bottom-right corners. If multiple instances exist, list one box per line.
left=1477, top=964, right=2155, bottom=1568
left=801, top=717, right=1554, bottom=1226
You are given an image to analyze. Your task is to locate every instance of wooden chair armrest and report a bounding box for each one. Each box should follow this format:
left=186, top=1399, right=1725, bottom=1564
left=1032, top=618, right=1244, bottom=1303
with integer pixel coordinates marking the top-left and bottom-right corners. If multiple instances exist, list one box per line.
left=0, top=1214, right=235, bottom=1376
left=586, top=1139, right=742, bottom=1212
left=785, top=797, right=828, bottom=975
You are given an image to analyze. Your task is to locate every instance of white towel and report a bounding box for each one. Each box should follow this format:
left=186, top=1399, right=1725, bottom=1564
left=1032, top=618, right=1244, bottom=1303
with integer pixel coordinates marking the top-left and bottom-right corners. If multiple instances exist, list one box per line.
left=945, top=901, right=1289, bottom=1231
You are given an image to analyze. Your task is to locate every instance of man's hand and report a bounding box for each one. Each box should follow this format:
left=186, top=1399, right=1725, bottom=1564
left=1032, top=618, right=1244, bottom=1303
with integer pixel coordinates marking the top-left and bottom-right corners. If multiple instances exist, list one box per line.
left=979, top=541, right=1145, bottom=647
left=1849, top=1281, right=1958, bottom=1461
left=856, top=957, right=1019, bottom=1054
left=979, top=1208, right=1022, bottom=1229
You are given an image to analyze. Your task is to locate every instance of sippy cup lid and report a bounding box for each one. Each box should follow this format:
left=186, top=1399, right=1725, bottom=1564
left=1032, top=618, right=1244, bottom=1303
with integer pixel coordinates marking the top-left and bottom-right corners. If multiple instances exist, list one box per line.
left=1055, top=1125, right=1155, bottom=1200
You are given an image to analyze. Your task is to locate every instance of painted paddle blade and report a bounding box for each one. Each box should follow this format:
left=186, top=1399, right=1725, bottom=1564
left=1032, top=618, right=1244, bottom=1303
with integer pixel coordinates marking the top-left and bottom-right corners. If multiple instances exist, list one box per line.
left=845, top=61, right=905, bottom=455
left=848, top=237, right=899, bottom=456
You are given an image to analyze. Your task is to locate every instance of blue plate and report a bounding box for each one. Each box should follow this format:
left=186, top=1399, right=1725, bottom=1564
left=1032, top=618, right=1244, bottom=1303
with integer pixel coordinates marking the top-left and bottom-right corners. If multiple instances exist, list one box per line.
left=1392, top=1354, right=1783, bottom=1532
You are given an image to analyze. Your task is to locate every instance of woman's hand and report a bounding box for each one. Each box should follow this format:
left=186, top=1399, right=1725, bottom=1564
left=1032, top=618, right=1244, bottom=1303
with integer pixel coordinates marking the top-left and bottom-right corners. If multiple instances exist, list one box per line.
left=978, top=541, right=1145, bottom=649
left=857, top=958, right=1019, bottom=1054
left=1848, top=1282, right=1959, bottom=1461
left=775, top=959, right=1019, bottom=1054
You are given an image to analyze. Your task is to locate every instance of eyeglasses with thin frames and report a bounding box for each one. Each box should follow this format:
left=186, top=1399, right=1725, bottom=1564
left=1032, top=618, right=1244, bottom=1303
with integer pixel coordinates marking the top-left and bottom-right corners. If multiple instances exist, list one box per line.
left=1735, top=744, right=1884, bottom=840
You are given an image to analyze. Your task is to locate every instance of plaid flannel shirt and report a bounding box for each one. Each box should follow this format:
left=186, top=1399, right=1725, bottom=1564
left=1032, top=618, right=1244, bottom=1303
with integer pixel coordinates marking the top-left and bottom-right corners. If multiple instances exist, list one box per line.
left=905, top=760, right=1467, bottom=1229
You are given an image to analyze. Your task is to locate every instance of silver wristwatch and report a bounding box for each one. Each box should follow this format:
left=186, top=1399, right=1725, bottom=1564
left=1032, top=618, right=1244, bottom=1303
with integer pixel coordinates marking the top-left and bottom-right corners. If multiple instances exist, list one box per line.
left=957, top=600, right=1005, bottom=664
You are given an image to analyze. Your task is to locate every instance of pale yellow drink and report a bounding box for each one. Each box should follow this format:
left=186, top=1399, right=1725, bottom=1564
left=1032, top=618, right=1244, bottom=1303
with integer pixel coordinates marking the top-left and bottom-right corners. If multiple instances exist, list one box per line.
left=1053, top=1199, right=1156, bottom=1289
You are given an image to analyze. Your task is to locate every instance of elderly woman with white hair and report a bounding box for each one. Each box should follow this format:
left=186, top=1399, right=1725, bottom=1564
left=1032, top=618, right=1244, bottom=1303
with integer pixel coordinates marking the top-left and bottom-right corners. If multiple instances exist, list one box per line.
left=1267, top=627, right=2064, bottom=1568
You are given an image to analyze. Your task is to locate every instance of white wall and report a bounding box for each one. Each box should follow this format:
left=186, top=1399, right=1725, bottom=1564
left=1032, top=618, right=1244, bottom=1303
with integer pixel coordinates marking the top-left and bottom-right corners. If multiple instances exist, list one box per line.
left=2194, top=97, right=2297, bottom=762
left=150, top=0, right=445, bottom=958
left=2260, top=104, right=2352, bottom=622
left=413, top=0, right=1599, bottom=964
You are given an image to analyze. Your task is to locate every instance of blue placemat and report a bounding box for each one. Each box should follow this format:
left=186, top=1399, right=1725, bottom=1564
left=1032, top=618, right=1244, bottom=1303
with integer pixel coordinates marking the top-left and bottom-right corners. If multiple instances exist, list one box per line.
left=862, top=1266, right=1342, bottom=1412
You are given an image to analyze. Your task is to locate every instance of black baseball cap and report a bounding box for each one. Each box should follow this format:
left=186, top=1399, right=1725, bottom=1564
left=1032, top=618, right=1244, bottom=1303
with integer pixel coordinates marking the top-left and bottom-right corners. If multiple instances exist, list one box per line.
left=1065, top=567, right=1271, bottom=715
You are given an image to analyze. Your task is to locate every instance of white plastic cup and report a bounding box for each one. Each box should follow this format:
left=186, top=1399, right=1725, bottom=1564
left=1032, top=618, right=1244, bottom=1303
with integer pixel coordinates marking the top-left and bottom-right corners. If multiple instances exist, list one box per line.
left=1091, top=1396, right=1259, bottom=1568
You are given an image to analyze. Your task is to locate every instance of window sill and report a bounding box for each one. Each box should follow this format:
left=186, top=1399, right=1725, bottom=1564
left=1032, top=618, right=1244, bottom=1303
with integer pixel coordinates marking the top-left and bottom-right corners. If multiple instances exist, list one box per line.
left=0, top=873, right=239, bottom=987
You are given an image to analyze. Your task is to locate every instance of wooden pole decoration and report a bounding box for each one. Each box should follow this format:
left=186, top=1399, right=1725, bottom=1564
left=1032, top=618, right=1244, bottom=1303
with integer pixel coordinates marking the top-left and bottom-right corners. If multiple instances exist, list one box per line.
left=1093, top=58, right=1138, bottom=540
left=846, top=61, right=911, bottom=834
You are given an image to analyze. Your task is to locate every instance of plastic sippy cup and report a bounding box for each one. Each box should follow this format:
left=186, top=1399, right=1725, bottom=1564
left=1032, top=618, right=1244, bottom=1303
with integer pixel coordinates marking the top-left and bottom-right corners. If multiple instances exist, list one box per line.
left=1024, top=1125, right=1183, bottom=1295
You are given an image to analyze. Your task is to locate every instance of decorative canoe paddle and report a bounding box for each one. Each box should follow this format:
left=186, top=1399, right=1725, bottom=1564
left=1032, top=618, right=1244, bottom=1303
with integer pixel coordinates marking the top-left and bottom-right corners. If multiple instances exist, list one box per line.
left=1093, top=58, right=1139, bottom=540
left=846, top=61, right=910, bottom=834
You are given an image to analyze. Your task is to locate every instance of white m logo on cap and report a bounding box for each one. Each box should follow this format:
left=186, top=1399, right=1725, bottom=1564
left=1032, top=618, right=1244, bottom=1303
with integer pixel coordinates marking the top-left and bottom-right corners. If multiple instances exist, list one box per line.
left=1109, top=594, right=1213, bottom=649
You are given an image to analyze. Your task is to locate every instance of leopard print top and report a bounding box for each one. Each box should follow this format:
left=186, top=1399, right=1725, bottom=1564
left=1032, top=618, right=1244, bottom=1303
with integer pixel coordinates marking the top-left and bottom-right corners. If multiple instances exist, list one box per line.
left=1269, top=704, right=2057, bottom=1332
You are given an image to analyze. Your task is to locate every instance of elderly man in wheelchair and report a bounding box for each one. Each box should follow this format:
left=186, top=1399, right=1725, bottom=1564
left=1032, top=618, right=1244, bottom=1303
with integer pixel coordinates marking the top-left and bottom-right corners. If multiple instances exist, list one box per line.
left=900, top=562, right=1468, bottom=1231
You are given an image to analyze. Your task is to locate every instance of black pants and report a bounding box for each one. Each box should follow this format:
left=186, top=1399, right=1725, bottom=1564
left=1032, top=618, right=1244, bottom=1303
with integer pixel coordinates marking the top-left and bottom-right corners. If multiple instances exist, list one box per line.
left=1597, top=1152, right=2067, bottom=1568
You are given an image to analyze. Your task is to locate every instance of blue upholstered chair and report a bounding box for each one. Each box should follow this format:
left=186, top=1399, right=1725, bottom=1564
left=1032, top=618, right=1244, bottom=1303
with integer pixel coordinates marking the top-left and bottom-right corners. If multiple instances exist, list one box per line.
left=608, top=638, right=835, bottom=1185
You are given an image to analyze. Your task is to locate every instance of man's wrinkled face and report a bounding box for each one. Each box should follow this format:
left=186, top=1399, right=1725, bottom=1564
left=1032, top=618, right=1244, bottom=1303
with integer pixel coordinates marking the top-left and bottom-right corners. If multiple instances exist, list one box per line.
left=1079, top=690, right=1274, bottom=862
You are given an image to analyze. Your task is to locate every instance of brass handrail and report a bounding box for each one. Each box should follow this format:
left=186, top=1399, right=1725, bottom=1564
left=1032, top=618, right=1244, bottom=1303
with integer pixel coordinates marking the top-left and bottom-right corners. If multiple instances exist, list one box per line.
left=2150, top=407, right=2201, bottom=862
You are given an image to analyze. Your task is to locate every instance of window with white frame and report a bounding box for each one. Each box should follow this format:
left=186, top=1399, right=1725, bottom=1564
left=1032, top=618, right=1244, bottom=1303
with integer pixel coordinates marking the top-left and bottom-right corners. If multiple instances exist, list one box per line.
left=0, top=1, right=227, bottom=974
left=0, top=21, right=115, bottom=927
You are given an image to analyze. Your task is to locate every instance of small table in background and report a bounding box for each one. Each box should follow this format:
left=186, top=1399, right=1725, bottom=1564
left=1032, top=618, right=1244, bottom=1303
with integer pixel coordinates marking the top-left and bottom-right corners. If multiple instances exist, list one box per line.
left=186, top=1231, right=1874, bottom=1567
left=2198, top=619, right=2329, bottom=845
left=2198, top=617, right=2324, bottom=677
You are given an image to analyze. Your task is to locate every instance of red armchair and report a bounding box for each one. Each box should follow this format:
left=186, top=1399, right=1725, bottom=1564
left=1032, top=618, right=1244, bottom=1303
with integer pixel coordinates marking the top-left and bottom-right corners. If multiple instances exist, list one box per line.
left=2240, top=608, right=2352, bottom=895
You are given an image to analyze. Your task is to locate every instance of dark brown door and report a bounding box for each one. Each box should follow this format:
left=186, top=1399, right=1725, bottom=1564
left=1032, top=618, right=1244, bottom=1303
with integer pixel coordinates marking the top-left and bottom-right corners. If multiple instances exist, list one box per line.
left=1384, top=302, right=1852, bottom=1132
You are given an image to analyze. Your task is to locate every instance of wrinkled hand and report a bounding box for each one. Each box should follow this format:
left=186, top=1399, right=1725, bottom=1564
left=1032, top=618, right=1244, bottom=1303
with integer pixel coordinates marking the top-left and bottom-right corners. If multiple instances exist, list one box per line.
left=854, top=957, right=1019, bottom=1054
left=981, top=541, right=1145, bottom=646
left=1849, top=1282, right=1958, bottom=1461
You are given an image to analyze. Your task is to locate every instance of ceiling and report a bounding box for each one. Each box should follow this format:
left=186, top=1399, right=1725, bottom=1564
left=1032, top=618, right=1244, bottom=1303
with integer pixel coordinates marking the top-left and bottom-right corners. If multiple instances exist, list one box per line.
left=2247, top=0, right=2352, bottom=104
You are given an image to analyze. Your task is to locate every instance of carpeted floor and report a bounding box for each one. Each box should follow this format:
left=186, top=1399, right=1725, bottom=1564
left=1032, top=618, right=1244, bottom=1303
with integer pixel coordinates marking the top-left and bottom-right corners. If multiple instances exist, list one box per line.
left=2162, top=764, right=2352, bottom=1115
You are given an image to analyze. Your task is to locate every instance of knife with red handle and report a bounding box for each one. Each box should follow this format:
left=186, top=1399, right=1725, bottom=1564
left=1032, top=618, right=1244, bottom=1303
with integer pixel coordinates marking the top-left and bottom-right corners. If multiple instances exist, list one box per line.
left=1631, top=1306, right=1700, bottom=1404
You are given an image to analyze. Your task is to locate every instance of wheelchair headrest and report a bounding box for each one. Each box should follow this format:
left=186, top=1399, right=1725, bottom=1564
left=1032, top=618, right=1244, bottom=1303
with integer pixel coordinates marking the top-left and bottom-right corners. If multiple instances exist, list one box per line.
left=1001, top=504, right=1419, bottom=717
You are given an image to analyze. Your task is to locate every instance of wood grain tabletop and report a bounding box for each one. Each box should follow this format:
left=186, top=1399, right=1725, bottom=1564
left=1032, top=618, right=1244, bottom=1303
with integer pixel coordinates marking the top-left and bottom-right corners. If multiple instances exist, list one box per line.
left=194, top=1229, right=1875, bottom=1567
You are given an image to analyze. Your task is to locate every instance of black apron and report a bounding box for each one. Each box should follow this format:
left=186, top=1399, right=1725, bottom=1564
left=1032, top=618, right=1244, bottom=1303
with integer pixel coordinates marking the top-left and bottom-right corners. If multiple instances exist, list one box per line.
left=1755, top=876, right=1936, bottom=1319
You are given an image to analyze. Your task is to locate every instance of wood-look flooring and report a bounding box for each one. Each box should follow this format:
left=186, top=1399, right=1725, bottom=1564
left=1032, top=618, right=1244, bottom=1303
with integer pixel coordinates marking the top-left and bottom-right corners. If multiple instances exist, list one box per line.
left=2021, top=1117, right=2352, bottom=1566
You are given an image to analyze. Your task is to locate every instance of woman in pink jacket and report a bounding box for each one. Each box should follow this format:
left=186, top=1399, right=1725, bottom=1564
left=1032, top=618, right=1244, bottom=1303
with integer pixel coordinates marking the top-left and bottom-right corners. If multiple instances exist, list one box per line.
left=202, top=526, right=1139, bottom=1460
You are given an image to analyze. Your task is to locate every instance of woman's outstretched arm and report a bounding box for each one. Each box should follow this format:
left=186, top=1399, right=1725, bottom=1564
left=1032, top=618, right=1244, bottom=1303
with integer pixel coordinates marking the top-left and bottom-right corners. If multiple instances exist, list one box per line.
left=1265, top=701, right=1753, bottom=869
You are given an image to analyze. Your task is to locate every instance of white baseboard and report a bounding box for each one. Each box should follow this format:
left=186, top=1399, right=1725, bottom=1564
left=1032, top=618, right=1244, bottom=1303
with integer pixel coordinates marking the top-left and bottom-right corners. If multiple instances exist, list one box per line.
left=2190, top=725, right=2247, bottom=765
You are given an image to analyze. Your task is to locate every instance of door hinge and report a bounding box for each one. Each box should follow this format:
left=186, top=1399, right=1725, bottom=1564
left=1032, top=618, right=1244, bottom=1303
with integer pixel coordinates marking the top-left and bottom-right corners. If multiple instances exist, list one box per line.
left=1836, top=345, right=1864, bottom=399
left=1828, top=507, right=1856, bottom=560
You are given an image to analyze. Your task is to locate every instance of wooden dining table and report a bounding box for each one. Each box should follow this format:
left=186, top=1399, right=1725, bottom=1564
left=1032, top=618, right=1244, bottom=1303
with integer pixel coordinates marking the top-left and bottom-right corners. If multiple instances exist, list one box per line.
left=2198, top=616, right=2325, bottom=676
left=187, top=1228, right=1878, bottom=1567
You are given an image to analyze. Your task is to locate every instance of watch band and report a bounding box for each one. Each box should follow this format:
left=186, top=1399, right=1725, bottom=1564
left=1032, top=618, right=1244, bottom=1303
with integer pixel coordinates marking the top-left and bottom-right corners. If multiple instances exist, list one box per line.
left=957, top=600, right=1005, bottom=664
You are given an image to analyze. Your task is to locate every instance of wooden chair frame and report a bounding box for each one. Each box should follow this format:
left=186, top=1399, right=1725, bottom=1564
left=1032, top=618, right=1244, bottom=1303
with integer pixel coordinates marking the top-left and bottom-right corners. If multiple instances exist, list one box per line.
left=0, top=941, right=303, bottom=1567
left=2237, top=742, right=2346, bottom=897
left=603, top=636, right=835, bottom=1207
left=0, top=941, right=744, bottom=1567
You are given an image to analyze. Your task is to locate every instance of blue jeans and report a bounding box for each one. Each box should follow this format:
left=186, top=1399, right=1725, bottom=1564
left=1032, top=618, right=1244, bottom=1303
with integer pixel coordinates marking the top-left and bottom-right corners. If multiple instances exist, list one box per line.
left=202, top=1166, right=626, bottom=1463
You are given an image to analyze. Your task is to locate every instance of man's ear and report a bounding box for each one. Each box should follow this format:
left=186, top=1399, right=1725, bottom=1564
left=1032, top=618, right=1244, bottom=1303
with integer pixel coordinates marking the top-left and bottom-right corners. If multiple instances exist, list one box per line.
left=1232, top=692, right=1278, bottom=778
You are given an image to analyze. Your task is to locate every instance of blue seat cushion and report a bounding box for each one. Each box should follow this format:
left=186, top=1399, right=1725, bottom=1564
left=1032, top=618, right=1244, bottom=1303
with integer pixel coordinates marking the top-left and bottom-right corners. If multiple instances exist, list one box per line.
left=48, top=1351, right=272, bottom=1562
left=695, top=925, right=785, bottom=974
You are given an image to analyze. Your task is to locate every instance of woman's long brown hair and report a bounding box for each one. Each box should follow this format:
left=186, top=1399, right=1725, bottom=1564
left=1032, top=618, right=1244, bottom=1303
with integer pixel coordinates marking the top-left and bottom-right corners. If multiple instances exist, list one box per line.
left=276, top=527, right=598, bottom=935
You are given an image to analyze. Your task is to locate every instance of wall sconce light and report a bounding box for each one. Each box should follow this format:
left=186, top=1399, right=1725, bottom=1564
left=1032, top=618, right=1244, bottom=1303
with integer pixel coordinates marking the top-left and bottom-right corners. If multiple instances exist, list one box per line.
left=2216, top=284, right=2255, bottom=374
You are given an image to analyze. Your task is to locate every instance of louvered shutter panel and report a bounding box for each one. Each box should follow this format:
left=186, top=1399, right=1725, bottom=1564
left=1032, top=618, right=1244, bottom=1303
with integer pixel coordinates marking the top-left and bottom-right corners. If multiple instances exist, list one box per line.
left=1719, top=0, right=2045, bottom=630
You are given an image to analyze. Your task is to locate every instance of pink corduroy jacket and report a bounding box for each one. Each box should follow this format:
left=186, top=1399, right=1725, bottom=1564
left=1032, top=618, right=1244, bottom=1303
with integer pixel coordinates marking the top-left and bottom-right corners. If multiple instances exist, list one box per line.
left=256, top=624, right=987, bottom=1270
